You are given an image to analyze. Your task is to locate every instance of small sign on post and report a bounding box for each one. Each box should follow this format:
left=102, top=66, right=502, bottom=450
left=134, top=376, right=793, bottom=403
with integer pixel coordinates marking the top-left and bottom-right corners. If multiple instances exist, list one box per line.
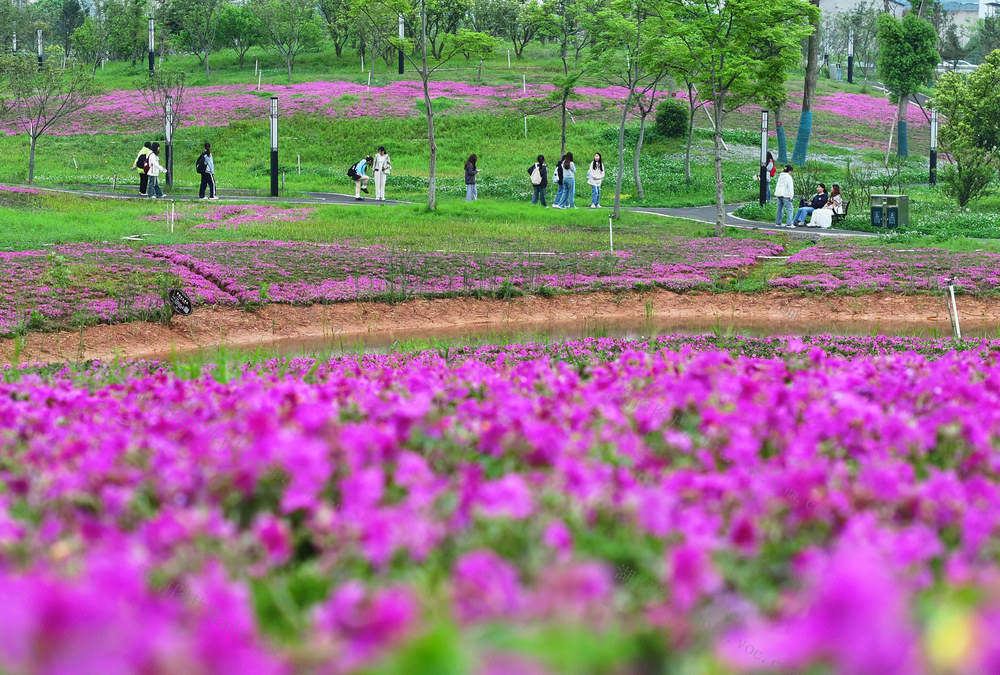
left=167, top=289, right=193, bottom=316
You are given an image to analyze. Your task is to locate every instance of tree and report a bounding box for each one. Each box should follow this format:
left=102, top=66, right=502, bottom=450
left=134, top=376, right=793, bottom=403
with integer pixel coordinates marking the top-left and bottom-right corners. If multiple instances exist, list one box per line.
left=75, top=0, right=147, bottom=77
left=359, top=0, right=494, bottom=210
left=169, top=0, right=225, bottom=79
left=0, top=51, right=98, bottom=183
left=317, top=0, right=353, bottom=58
left=591, top=0, right=669, bottom=213
left=35, top=0, right=85, bottom=55
left=933, top=51, right=1000, bottom=206
left=791, top=0, right=819, bottom=165
left=965, top=16, right=1000, bottom=65
left=660, top=0, right=817, bottom=234
left=424, top=0, right=472, bottom=59
left=502, top=0, right=553, bottom=59
left=215, top=2, right=264, bottom=68
left=877, top=12, right=938, bottom=158
left=248, top=0, right=324, bottom=81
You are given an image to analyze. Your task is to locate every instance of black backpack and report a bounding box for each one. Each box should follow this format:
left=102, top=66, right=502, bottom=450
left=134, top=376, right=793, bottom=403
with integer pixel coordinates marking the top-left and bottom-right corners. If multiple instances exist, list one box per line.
left=135, top=152, right=145, bottom=169
left=195, top=153, right=207, bottom=174
left=347, top=161, right=360, bottom=179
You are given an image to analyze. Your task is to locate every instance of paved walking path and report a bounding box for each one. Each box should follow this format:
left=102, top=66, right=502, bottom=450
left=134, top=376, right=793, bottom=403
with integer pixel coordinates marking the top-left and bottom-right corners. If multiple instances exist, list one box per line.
left=629, top=203, right=879, bottom=238
left=20, top=184, right=879, bottom=238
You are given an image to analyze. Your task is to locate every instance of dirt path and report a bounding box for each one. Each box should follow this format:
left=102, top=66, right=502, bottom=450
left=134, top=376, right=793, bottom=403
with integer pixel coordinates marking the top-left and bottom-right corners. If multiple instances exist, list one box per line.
left=1, top=290, right=993, bottom=365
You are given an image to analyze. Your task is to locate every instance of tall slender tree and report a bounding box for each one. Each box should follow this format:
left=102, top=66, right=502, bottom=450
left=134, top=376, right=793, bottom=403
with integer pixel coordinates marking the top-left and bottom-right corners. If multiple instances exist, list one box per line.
left=877, top=12, right=938, bottom=157
left=791, top=0, right=820, bottom=165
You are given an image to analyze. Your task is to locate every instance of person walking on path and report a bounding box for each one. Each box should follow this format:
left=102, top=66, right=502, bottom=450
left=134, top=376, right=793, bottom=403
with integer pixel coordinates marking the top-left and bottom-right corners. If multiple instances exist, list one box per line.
left=774, top=165, right=795, bottom=227
left=553, top=152, right=577, bottom=209
left=349, top=155, right=372, bottom=201
left=146, top=142, right=167, bottom=199
left=465, top=154, right=480, bottom=202
left=372, top=146, right=391, bottom=202
left=196, top=142, right=217, bottom=200
left=764, top=151, right=775, bottom=202
left=528, top=155, right=548, bottom=206
left=134, top=142, right=152, bottom=196
left=587, top=153, right=605, bottom=209
left=551, top=154, right=566, bottom=208
left=793, top=183, right=828, bottom=226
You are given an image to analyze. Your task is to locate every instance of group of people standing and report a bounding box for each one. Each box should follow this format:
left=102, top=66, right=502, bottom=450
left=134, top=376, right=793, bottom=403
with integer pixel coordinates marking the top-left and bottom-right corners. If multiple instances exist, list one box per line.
left=132, top=141, right=217, bottom=200
left=771, top=161, right=843, bottom=229
left=523, top=152, right=605, bottom=209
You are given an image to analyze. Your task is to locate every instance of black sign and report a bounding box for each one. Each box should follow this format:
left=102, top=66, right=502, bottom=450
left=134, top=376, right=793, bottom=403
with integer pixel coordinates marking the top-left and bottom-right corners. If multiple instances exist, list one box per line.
left=168, top=289, right=193, bottom=316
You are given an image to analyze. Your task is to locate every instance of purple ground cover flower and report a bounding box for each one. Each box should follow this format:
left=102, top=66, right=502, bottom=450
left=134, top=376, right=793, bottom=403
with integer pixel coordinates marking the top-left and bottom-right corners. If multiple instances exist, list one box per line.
left=770, top=244, right=1000, bottom=293
left=2, top=335, right=1000, bottom=670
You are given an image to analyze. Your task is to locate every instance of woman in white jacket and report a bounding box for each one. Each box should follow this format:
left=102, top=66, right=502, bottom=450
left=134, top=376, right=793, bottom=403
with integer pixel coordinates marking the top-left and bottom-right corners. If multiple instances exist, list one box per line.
left=372, top=146, right=391, bottom=202
left=146, top=142, right=167, bottom=199
left=587, top=153, right=605, bottom=209
left=773, top=165, right=794, bottom=227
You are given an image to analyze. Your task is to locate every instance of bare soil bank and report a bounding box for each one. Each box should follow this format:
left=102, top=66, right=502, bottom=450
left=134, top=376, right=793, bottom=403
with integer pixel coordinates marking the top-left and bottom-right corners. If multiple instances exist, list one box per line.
left=0, top=291, right=993, bottom=365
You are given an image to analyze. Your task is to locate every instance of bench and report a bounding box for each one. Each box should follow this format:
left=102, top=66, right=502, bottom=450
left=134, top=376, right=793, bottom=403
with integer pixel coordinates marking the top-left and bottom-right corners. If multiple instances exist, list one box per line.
left=832, top=200, right=850, bottom=224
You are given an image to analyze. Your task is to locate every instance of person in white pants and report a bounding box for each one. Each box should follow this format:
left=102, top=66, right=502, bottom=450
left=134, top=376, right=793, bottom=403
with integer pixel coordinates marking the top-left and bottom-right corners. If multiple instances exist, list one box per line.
left=372, top=146, right=391, bottom=202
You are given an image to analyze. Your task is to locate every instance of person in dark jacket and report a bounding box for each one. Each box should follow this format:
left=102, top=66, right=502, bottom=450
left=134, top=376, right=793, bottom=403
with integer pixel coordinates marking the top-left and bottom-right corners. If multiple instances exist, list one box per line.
left=465, top=154, right=480, bottom=202
left=196, top=142, right=217, bottom=200
left=134, top=142, right=152, bottom=196
left=793, top=183, right=828, bottom=226
left=551, top=154, right=566, bottom=208
left=528, top=154, right=548, bottom=206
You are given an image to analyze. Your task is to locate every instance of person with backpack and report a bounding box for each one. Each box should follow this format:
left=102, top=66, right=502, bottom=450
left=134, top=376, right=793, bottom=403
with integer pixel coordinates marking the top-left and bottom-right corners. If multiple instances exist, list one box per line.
left=372, top=146, right=391, bottom=202
left=528, top=155, right=548, bottom=206
left=764, top=151, right=775, bottom=202
left=146, top=142, right=167, bottom=199
left=553, top=152, right=576, bottom=209
left=465, top=154, right=480, bottom=202
left=133, top=142, right=152, bottom=196
left=551, top=154, right=566, bottom=209
left=587, top=153, right=605, bottom=209
left=196, top=142, right=217, bottom=200
left=349, top=155, right=372, bottom=201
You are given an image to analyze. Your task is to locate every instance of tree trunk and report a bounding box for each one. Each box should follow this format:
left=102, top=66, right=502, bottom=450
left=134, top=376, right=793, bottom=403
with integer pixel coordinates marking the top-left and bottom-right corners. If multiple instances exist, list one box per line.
left=792, top=1, right=820, bottom=166
left=421, top=0, right=437, bottom=211
left=28, top=134, right=37, bottom=184
left=286, top=52, right=293, bottom=81
left=477, top=57, right=483, bottom=83
left=205, top=50, right=211, bottom=79
left=685, top=86, right=695, bottom=182
left=896, top=95, right=908, bottom=157
left=560, top=91, right=568, bottom=157
left=712, top=97, right=725, bottom=235
left=775, top=106, right=787, bottom=163
left=634, top=111, right=647, bottom=201
left=613, top=88, right=635, bottom=219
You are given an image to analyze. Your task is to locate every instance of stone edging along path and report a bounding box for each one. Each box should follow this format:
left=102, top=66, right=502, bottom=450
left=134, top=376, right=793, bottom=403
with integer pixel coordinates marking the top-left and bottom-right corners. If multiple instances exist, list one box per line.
left=0, top=290, right=983, bottom=365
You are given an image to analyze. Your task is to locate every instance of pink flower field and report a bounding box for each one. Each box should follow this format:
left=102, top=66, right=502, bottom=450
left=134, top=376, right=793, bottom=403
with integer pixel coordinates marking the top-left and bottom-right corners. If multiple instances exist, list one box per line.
left=4, top=334, right=1000, bottom=673
left=0, top=80, right=629, bottom=137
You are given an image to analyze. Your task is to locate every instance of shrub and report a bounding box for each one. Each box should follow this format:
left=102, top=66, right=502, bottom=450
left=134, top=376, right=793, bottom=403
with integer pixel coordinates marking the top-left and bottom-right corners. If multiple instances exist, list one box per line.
left=941, top=162, right=995, bottom=208
left=653, top=100, right=689, bottom=138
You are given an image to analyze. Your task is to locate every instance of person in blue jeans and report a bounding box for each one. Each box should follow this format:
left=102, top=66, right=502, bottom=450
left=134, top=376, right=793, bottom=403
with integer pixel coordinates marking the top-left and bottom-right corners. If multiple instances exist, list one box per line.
left=773, top=165, right=794, bottom=227
left=587, top=153, right=605, bottom=208
left=551, top=154, right=566, bottom=208
left=528, top=155, right=548, bottom=206
left=793, top=183, right=828, bottom=226
left=553, top=152, right=577, bottom=208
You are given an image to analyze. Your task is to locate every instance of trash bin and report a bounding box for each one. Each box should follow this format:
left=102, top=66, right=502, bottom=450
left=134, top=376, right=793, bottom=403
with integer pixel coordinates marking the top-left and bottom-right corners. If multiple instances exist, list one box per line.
left=870, top=194, right=909, bottom=228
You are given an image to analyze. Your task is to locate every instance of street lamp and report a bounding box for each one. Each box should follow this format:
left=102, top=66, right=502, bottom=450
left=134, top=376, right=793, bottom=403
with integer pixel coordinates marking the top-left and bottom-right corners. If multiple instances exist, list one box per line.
left=759, top=110, right=769, bottom=206
left=37, top=29, right=42, bottom=66
left=398, top=15, right=405, bottom=75
left=165, top=95, right=174, bottom=188
left=270, top=97, right=279, bottom=197
left=148, top=18, right=155, bottom=76
left=847, top=28, right=854, bottom=84
left=930, top=109, right=939, bottom=186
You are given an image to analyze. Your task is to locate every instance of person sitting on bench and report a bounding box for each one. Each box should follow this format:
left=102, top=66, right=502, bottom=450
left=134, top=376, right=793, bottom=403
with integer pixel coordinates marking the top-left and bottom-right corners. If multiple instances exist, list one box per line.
left=809, top=184, right=844, bottom=229
left=793, top=183, right=828, bottom=226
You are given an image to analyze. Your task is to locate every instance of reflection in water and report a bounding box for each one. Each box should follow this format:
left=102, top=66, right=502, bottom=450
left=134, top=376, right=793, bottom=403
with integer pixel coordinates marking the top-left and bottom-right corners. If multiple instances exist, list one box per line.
left=156, top=315, right=998, bottom=363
